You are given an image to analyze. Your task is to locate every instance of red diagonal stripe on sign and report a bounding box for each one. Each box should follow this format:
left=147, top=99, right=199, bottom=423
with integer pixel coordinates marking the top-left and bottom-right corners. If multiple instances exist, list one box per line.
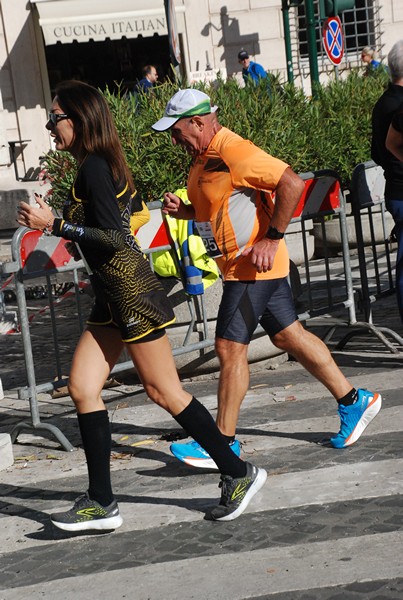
left=329, top=27, right=342, bottom=55
left=293, top=177, right=341, bottom=218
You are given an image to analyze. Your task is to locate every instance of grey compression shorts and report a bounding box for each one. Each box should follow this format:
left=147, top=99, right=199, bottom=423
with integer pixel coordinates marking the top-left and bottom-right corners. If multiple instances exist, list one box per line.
left=215, top=277, right=298, bottom=344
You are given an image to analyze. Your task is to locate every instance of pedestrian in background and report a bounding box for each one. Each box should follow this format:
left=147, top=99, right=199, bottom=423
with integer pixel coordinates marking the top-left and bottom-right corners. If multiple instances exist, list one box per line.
left=135, top=65, right=158, bottom=94
left=238, top=49, right=269, bottom=87
left=372, top=39, right=403, bottom=324
left=17, top=80, right=267, bottom=531
left=361, top=47, right=382, bottom=75
left=152, top=88, right=381, bottom=470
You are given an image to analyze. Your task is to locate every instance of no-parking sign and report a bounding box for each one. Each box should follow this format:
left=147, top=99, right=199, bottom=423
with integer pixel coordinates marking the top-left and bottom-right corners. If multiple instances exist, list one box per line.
left=322, top=16, right=344, bottom=65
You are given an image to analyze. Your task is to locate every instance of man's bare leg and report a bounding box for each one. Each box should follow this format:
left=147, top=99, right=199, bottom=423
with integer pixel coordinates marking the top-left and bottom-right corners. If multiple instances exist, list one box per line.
left=271, top=320, right=352, bottom=400
left=215, top=337, right=250, bottom=437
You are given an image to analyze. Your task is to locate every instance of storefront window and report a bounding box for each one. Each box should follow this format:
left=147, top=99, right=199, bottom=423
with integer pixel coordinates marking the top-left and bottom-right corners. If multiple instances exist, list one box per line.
left=45, top=35, right=172, bottom=95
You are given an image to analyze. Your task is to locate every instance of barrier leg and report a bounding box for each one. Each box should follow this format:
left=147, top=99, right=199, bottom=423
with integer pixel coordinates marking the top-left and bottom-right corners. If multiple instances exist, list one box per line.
left=183, top=297, right=196, bottom=346
left=335, top=321, right=403, bottom=354
left=10, top=421, right=75, bottom=452
left=13, top=269, right=75, bottom=451
left=46, top=273, right=63, bottom=380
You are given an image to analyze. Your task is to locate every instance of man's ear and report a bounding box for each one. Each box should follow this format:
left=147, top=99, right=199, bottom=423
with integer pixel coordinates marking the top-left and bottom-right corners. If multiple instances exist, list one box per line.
left=191, top=116, right=204, bottom=130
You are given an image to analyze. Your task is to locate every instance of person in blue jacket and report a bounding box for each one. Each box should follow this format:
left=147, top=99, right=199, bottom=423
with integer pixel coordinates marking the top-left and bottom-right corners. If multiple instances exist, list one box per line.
left=238, top=49, right=267, bottom=86
left=361, top=47, right=382, bottom=76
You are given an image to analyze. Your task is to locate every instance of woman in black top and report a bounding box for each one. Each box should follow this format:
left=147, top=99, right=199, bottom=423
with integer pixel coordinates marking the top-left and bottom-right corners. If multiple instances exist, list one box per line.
left=17, top=80, right=266, bottom=532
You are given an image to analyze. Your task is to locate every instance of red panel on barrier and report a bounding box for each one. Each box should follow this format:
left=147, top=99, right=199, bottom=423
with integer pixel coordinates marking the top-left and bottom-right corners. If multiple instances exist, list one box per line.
left=293, top=177, right=341, bottom=219
left=19, top=230, right=41, bottom=267
left=135, top=209, right=170, bottom=250
left=19, top=230, right=73, bottom=270
left=149, top=222, right=170, bottom=248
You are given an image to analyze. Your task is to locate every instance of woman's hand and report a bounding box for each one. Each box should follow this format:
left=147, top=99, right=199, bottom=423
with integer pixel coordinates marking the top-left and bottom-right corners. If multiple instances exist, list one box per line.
left=17, top=193, right=55, bottom=232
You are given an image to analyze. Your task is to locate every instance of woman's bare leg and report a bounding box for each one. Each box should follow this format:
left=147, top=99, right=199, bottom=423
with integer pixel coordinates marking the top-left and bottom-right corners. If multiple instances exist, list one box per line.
left=68, top=326, right=123, bottom=413
left=67, top=326, right=123, bottom=506
left=125, top=333, right=191, bottom=414
left=126, top=334, right=247, bottom=477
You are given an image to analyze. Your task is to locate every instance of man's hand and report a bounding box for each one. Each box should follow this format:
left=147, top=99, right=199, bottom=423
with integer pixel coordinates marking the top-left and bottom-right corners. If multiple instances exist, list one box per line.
left=241, top=238, right=280, bottom=273
left=162, top=192, right=195, bottom=220
left=241, top=167, right=304, bottom=273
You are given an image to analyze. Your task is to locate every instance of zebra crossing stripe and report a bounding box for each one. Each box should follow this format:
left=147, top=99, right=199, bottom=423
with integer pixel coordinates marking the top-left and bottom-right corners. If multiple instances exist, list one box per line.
left=1, top=530, right=401, bottom=600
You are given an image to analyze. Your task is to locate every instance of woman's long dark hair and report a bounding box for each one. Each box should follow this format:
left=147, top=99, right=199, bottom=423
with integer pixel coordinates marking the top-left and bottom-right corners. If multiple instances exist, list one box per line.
left=55, top=80, right=134, bottom=192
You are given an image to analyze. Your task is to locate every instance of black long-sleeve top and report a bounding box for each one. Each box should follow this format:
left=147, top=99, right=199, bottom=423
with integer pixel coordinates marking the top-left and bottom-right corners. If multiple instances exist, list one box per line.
left=371, top=82, right=403, bottom=200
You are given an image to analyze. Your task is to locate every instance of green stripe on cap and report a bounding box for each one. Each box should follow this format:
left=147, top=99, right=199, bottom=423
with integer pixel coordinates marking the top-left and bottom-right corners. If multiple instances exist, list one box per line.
left=176, top=99, right=212, bottom=118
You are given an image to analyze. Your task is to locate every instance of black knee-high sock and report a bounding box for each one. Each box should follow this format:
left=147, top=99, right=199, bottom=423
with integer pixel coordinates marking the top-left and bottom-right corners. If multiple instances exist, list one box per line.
left=174, top=397, right=246, bottom=479
left=77, top=410, right=114, bottom=507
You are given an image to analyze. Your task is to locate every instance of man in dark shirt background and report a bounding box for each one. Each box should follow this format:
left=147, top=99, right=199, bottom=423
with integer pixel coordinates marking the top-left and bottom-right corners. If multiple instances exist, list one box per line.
left=371, top=39, right=403, bottom=323
left=135, top=65, right=158, bottom=94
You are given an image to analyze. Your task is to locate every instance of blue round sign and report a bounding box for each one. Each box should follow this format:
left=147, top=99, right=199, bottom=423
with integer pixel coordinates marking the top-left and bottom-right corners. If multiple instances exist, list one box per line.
left=323, top=16, right=344, bottom=65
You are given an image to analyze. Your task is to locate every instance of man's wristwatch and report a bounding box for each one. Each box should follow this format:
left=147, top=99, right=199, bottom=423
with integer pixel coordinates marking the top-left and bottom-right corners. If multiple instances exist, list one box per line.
left=266, top=225, right=285, bottom=240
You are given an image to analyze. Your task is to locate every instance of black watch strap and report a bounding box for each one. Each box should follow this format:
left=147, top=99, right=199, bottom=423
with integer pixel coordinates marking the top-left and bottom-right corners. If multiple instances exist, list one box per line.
left=266, top=225, right=285, bottom=240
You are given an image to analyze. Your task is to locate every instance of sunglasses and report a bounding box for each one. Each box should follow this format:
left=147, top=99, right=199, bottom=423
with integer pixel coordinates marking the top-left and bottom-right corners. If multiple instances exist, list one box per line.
left=48, top=112, right=69, bottom=126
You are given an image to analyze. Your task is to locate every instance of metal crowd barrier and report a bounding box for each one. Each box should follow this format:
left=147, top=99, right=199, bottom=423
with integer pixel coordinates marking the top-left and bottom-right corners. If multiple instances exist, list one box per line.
left=291, top=170, right=402, bottom=354
left=2, top=228, right=86, bottom=451
left=1, top=204, right=216, bottom=450
left=341, top=161, right=403, bottom=352
left=292, top=170, right=356, bottom=323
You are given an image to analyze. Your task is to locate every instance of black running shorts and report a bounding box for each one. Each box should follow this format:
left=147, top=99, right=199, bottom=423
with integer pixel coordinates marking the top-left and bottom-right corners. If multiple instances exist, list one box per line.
left=216, top=278, right=297, bottom=344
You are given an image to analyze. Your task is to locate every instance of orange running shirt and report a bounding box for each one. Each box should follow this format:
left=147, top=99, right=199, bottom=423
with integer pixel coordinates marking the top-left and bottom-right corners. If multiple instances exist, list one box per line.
left=187, top=127, right=290, bottom=281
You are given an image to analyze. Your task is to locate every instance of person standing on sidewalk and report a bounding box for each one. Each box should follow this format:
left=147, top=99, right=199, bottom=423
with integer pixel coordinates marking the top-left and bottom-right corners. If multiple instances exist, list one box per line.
left=361, top=47, right=382, bottom=75
left=151, top=88, right=382, bottom=470
left=238, top=50, right=268, bottom=87
left=17, top=80, right=267, bottom=531
left=372, top=39, right=403, bottom=324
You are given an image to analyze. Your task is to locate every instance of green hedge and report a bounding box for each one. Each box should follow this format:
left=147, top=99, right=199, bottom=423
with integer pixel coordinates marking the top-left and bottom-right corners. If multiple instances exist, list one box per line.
left=42, top=70, right=389, bottom=211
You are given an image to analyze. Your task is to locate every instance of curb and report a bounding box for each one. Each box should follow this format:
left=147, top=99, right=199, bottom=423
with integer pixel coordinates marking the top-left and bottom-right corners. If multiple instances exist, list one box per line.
left=0, top=433, right=13, bottom=470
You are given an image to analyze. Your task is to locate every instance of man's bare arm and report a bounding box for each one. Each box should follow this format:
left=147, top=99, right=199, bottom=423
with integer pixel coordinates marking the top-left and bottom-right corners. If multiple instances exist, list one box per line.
left=269, top=167, right=305, bottom=233
left=242, top=167, right=305, bottom=273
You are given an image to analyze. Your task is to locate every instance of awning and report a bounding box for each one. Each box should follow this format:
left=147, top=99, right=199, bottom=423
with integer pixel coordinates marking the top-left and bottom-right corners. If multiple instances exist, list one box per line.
left=31, top=0, right=185, bottom=45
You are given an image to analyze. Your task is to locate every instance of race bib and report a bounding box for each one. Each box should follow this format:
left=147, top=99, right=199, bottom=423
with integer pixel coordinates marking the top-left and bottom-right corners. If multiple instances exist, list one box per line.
left=195, top=221, right=222, bottom=258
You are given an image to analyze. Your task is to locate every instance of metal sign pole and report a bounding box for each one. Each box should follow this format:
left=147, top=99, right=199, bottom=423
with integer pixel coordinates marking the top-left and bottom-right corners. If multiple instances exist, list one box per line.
left=304, top=0, right=320, bottom=96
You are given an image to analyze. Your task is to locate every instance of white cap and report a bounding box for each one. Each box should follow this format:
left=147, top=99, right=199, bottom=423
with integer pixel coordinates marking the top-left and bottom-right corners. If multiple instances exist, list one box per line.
left=151, top=89, right=218, bottom=131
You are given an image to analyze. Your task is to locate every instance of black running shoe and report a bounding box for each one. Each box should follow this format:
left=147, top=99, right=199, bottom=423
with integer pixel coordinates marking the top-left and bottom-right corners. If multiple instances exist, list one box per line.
left=210, top=462, right=267, bottom=521
left=50, top=493, right=123, bottom=532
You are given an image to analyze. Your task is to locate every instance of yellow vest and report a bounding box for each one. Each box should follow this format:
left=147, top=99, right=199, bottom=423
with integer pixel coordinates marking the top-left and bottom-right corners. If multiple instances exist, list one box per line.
left=152, top=189, right=220, bottom=294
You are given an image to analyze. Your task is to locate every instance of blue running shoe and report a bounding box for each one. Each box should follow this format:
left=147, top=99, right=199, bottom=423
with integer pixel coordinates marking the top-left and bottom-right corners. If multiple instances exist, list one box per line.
left=330, top=389, right=382, bottom=449
left=170, top=439, right=241, bottom=469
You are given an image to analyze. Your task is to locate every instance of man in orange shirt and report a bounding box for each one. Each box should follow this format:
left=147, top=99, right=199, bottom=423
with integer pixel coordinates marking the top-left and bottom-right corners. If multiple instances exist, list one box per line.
left=152, top=89, right=381, bottom=468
